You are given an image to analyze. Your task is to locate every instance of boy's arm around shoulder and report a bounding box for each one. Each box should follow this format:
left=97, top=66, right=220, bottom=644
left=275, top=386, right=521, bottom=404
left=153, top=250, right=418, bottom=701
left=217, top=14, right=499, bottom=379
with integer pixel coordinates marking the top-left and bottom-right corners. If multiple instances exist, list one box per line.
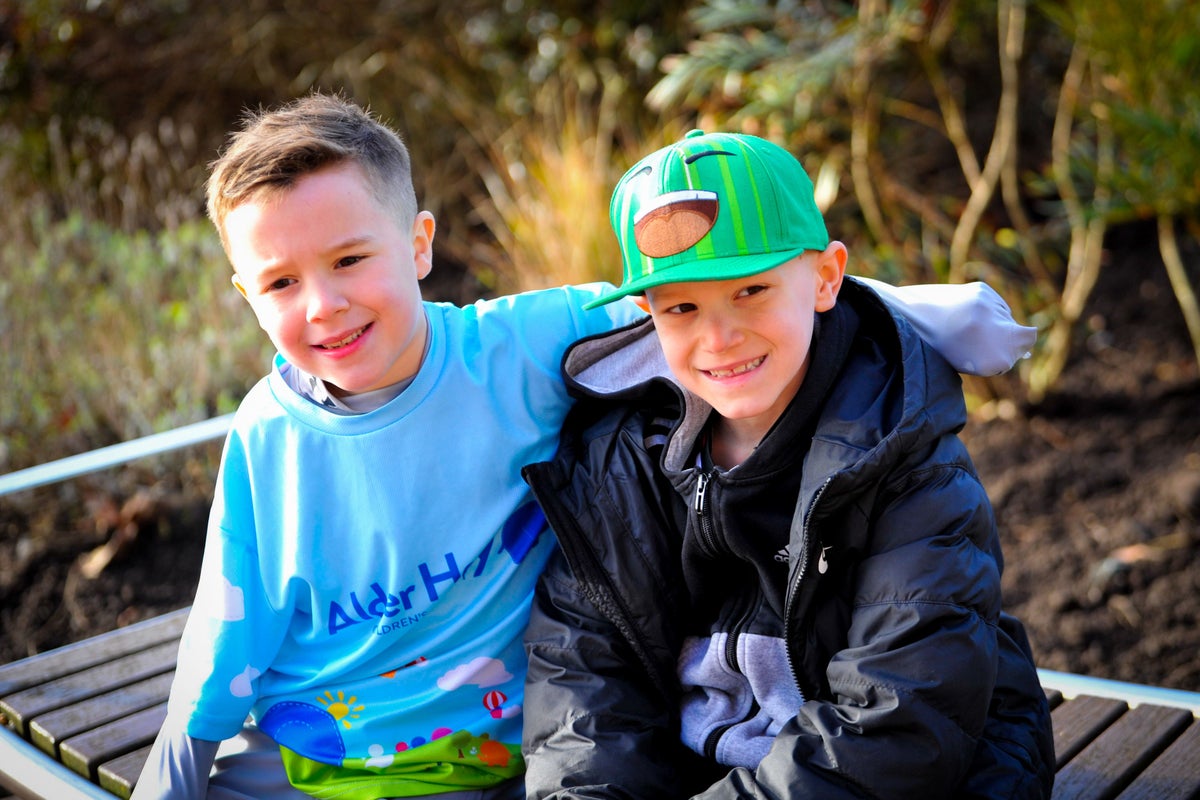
left=857, top=276, right=1036, bottom=376
left=565, top=282, right=646, bottom=332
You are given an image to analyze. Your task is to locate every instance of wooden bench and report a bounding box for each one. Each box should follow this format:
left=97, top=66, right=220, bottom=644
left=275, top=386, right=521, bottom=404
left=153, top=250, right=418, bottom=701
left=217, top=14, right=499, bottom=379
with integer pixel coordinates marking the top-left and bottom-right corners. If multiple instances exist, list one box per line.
left=1039, top=670, right=1200, bottom=799
left=0, top=609, right=188, bottom=800
left=2, top=615, right=1199, bottom=800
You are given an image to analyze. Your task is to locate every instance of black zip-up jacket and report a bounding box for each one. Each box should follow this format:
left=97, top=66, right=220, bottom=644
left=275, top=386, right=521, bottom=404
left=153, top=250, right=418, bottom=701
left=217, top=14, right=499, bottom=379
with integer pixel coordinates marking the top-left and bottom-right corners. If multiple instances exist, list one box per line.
left=521, top=280, right=1054, bottom=799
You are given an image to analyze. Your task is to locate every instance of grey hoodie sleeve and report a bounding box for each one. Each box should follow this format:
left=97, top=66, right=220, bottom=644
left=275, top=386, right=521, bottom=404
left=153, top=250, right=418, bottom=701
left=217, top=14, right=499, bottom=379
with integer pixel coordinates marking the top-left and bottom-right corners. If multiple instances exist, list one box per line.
left=129, top=715, right=218, bottom=800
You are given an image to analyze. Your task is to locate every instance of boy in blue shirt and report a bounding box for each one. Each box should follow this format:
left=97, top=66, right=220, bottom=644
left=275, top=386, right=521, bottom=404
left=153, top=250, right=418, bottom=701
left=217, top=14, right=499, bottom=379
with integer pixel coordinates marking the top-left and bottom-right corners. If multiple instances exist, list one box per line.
left=133, top=94, right=643, bottom=800
left=134, top=97, right=1036, bottom=799
left=520, top=131, right=1055, bottom=798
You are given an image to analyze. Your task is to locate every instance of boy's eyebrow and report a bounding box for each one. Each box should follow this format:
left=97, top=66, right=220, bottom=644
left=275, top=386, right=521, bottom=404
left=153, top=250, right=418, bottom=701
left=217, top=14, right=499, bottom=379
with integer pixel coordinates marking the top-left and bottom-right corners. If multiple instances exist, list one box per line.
left=239, top=263, right=285, bottom=291
left=684, top=149, right=735, bottom=165
left=326, top=233, right=376, bottom=253
left=241, top=233, right=378, bottom=284
left=307, top=232, right=380, bottom=262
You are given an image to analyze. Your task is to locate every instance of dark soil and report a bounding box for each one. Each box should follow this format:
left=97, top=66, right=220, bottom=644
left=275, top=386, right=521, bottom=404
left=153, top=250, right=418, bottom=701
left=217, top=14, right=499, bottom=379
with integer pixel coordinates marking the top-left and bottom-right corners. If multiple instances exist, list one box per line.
left=3, top=237, right=1199, bottom=693
left=964, top=239, right=1200, bottom=692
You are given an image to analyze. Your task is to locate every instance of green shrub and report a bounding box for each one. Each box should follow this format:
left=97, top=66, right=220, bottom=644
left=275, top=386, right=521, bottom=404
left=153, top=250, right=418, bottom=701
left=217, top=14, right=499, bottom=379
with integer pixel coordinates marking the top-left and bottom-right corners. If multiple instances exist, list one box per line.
left=0, top=207, right=270, bottom=472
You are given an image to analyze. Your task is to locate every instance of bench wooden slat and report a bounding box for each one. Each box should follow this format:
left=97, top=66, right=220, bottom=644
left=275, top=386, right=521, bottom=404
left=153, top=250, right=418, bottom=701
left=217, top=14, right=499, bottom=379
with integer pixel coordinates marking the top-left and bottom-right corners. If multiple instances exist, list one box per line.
left=97, top=745, right=152, bottom=800
left=59, top=704, right=169, bottom=781
left=1052, top=702, right=1193, bottom=800
left=0, top=641, right=178, bottom=737
left=1051, top=694, right=1128, bottom=768
left=29, top=671, right=175, bottom=757
left=1113, top=718, right=1200, bottom=800
left=0, top=609, right=187, bottom=697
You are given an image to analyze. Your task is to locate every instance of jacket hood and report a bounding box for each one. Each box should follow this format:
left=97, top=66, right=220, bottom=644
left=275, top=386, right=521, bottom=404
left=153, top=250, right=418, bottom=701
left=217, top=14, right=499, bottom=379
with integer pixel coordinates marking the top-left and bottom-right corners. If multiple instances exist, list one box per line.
left=562, top=314, right=713, bottom=472
left=801, top=285, right=968, bottom=514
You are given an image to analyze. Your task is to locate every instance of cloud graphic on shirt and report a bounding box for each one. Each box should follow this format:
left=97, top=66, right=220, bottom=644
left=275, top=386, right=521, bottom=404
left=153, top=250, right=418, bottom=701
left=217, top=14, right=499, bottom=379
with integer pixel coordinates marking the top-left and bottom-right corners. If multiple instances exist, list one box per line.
left=200, top=576, right=245, bottom=622
left=230, top=664, right=261, bottom=698
left=437, top=657, right=513, bottom=691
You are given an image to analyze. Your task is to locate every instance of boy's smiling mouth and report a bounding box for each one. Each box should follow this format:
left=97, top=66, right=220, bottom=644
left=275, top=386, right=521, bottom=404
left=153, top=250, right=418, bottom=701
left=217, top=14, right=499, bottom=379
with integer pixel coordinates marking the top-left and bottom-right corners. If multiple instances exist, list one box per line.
left=705, top=355, right=764, bottom=378
left=316, top=324, right=371, bottom=350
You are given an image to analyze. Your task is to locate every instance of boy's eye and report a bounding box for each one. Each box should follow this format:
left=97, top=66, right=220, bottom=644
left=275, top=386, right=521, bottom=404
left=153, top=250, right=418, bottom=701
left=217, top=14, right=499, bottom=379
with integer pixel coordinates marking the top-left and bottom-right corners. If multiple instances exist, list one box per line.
left=337, top=255, right=364, bottom=268
left=663, top=301, right=697, bottom=315
left=267, top=277, right=296, bottom=292
left=737, top=284, right=768, bottom=298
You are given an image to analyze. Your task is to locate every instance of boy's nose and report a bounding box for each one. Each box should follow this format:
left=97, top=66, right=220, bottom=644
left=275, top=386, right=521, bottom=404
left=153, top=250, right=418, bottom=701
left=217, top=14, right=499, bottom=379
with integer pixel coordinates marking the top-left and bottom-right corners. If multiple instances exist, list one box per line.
left=700, top=314, right=743, bottom=352
left=306, top=281, right=350, bottom=322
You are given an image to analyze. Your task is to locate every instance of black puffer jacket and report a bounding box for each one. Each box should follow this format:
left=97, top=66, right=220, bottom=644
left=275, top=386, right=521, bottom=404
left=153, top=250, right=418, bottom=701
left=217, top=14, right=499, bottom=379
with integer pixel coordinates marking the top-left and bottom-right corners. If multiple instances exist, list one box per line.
left=521, top=281, right=1054, bottom=799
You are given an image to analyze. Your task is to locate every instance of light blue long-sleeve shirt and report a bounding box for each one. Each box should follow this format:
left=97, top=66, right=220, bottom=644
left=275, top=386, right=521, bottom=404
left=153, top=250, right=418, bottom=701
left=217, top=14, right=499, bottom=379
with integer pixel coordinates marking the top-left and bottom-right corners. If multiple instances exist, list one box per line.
left=164, top=284, right=641, bottom=797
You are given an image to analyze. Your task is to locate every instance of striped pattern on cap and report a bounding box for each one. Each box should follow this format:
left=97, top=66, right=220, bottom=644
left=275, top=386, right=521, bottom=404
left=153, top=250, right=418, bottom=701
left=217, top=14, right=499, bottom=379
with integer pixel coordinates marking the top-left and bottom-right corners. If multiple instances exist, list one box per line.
left=586, top=130, right=829, bottom=309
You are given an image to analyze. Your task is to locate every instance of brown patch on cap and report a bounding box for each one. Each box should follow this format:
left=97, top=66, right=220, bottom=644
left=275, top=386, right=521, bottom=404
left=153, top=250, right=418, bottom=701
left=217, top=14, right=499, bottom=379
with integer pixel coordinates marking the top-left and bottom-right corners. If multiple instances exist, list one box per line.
left=634, top=197, right=718, bottom=258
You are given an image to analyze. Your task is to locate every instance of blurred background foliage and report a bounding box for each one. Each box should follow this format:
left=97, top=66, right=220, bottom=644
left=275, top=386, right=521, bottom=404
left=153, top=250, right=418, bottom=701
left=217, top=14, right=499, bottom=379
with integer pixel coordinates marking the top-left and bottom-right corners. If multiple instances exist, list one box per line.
left=1, top=0, right=1198, bottom=476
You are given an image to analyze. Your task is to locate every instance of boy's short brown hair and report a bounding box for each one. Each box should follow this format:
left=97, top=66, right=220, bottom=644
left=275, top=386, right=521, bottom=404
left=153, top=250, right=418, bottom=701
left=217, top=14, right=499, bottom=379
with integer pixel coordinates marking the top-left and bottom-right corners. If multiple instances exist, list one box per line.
left=206, top=93, right=418, bottom=253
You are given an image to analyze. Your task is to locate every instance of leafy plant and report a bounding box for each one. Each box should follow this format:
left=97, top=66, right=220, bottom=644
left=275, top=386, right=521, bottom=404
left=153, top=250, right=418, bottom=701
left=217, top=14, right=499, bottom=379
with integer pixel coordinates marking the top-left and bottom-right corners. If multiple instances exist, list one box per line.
left=1037, top=0, right=1200, bottom=393
left=645, top=0, right=1044, bottom=403
left=5, top=0, right=1198, bottom=439
left=453, top=67, right=689, bottom=293
left=645, top=0, right=1200, bottom=402
left=0, top=206, right=269, bottom=472
left=0, top=1, right=700, bottom=477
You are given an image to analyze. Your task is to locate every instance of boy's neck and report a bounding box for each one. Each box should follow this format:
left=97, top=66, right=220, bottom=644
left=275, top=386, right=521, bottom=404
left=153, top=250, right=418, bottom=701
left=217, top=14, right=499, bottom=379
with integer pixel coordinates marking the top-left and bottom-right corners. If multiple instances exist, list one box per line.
left=282, top=363, right=411, bottom=415
left=709, top=418, right=762, bottom=469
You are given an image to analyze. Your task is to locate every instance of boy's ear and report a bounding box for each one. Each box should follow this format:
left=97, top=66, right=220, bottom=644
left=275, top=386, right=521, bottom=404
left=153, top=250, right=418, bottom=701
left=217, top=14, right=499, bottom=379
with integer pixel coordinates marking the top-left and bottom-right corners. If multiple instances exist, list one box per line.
left=231, top=273, right=249, bottom=301
left=814, top=241, right=847, bottom=312
left=230, top=272, right=269, bottom=334
left=412, top=211, right=436, bottom=280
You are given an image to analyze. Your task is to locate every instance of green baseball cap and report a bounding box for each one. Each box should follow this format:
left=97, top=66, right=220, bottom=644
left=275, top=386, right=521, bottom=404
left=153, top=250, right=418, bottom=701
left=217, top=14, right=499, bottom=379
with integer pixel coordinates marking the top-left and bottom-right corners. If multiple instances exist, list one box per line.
left=586, top=129, right=830, bottom=309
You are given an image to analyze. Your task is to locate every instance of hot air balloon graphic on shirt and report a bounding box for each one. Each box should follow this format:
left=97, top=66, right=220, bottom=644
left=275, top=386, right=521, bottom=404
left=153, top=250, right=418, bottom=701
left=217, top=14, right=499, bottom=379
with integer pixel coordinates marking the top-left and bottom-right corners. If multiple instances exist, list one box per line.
left=483, top=690, right=506, bottom=719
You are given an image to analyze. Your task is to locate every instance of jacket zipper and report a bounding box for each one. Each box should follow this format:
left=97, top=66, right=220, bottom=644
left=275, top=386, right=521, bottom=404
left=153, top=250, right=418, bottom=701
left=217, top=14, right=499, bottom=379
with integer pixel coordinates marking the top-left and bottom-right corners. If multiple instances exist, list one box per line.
left=702, top=697, right=763, bottom=759
left=784, top=477, right=832, bottom=701
left=701, top=591, right=757, bottom=759
left=693, top=469, right=721, bottom=556
left=694, top=468, right=764, bottom=760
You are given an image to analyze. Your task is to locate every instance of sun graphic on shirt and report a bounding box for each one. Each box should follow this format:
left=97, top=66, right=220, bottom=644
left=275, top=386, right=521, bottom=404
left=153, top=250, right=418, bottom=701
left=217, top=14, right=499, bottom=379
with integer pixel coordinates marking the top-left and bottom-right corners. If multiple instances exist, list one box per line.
left=317, top=690, right=365, bottom=730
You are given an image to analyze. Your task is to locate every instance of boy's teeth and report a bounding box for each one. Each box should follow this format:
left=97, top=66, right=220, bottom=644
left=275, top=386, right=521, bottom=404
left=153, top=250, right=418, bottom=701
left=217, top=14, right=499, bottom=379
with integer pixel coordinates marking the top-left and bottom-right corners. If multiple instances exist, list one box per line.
left=320, top=328, right=364, bottom=349
left=709, top=356, right=764, bottom=378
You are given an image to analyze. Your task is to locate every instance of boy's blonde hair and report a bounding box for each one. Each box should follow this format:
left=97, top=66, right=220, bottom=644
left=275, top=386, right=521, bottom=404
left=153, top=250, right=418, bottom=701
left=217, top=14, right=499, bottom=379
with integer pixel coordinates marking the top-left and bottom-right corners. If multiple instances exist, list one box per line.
left=206, top=93, right=418, bottom=254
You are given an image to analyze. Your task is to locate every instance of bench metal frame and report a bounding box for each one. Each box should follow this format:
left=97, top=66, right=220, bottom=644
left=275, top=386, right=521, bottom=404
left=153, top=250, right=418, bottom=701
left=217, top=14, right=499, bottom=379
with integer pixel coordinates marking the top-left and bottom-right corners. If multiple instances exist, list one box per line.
left=0, top=729, right=111, bottom=800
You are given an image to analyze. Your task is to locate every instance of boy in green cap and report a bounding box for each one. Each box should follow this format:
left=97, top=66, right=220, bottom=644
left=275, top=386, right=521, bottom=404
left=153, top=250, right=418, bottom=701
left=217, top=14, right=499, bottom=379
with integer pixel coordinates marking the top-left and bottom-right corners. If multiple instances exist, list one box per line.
left=520, top=130, right=1055, bottom=798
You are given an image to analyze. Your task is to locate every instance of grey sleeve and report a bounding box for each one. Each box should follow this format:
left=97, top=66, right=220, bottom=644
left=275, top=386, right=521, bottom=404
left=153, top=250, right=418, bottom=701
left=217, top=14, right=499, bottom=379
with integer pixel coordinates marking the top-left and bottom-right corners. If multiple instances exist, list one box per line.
left=856, top=276, right=1037, bottom=376
left=129, top=715, right=219, bottom=800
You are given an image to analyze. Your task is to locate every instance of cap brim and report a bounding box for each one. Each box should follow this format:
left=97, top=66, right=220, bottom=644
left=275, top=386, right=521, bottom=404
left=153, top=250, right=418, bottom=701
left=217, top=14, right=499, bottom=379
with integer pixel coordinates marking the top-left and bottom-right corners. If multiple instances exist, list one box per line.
left=583, top=246, right=808, bottom=310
